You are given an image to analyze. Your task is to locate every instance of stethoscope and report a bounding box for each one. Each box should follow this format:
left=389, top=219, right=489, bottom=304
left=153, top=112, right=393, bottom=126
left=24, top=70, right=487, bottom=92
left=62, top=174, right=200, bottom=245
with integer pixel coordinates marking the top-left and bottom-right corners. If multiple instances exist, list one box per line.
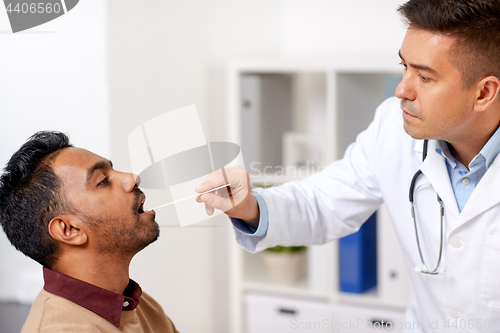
left=408, top=139, right=446, bottom=275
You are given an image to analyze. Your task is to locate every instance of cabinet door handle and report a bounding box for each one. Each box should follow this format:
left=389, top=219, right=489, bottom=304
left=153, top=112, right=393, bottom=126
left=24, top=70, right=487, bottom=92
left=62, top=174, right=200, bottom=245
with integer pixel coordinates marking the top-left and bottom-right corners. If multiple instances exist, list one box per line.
left=278, top=308, right=297, bottom=315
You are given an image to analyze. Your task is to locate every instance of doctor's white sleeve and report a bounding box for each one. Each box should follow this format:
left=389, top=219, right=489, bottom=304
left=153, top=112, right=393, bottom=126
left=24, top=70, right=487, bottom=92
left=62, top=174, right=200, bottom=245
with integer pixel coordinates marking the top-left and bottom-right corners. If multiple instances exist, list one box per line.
left=231, top=98, right=392, bottom=253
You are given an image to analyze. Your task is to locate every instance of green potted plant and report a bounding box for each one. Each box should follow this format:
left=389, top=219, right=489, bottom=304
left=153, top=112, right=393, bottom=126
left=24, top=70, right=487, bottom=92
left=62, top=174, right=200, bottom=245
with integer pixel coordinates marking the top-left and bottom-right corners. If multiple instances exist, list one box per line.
left=262, top=246, right=307, bottom=285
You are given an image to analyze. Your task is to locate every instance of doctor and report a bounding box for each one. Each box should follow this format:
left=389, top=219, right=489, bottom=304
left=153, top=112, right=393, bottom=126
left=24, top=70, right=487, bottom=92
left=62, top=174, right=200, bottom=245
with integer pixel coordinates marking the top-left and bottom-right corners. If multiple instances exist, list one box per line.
left=196, top=0, right=500, bottom=331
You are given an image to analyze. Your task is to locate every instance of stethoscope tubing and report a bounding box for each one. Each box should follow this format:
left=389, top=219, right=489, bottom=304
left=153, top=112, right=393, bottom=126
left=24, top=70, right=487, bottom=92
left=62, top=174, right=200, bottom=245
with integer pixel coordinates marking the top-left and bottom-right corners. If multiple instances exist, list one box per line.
left=409, top=139, right=445, bottom=275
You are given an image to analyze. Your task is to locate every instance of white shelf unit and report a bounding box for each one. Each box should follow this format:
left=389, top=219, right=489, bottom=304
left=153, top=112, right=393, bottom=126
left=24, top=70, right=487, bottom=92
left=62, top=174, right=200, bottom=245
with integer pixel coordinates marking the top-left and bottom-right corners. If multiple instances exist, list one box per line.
left=226, top=60, right=412, bottom=333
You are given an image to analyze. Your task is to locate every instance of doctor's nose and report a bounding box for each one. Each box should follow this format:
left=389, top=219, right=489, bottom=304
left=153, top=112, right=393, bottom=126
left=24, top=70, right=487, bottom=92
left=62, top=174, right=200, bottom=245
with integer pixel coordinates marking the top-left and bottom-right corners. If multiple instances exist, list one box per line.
left=395, top=73, right=416, bottom=101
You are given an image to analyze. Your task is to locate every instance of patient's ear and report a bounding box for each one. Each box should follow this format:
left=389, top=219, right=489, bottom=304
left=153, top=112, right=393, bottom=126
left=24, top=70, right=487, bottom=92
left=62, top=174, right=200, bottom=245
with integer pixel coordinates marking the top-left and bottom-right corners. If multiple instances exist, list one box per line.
left=48, top=215, right=88, bottom=246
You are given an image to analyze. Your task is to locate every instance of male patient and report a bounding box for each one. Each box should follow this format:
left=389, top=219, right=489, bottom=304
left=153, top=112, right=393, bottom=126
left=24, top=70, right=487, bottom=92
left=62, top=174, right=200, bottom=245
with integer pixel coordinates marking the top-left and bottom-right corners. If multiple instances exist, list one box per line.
left=0, top=131, right=178, bottom=332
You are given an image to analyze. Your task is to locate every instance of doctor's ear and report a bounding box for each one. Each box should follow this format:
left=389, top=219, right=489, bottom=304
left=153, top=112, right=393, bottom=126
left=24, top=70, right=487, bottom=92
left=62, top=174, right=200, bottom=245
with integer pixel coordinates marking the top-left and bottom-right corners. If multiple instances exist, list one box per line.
left=48, top=215, right=88, bottom=246
left=474, top=75, right=500, bottom=112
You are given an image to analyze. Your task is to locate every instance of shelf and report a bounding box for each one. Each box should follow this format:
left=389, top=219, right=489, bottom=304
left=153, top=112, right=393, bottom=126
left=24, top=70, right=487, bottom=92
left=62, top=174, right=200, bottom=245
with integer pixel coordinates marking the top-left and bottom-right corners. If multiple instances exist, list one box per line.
left=229, top=58, right=402, bottom=74
left=337, top=289, right=408, bottom=311
left=241, top=282, right=407, bottom=311
left=242, top=281, right=330, bottom=302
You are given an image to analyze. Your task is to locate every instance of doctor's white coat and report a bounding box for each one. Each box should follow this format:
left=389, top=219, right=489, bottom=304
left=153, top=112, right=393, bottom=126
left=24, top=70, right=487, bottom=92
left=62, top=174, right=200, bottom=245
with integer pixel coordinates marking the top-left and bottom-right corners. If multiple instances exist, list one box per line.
left=234, top=97, right=500, bottom=332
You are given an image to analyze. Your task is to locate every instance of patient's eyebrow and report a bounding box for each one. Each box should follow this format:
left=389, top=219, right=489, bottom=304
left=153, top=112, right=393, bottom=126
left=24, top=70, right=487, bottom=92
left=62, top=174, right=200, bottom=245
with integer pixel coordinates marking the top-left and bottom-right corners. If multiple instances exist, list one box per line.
left=86, top=160, right=113, bottom=183
left=398, top=50, right=438, bottom=74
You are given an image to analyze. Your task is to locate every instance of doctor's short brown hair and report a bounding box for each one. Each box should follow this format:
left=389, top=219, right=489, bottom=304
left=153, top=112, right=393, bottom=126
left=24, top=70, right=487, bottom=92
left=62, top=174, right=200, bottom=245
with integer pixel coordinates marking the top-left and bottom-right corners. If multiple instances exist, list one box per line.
left=398, top=0, right=500, bottom=89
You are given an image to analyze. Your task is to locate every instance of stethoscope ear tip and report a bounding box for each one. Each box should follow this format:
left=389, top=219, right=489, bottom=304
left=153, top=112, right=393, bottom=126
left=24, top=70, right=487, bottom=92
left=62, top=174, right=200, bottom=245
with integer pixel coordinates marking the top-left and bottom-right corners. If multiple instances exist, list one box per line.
left=414, top=266, right=422, bottom=273
left=438, top=268, right=446, bottom=275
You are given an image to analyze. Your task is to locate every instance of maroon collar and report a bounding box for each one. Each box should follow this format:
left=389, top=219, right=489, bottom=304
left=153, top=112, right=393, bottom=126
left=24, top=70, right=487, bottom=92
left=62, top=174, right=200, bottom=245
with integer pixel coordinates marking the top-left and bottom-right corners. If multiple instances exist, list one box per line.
left=42, top=267, right=142, bottom=328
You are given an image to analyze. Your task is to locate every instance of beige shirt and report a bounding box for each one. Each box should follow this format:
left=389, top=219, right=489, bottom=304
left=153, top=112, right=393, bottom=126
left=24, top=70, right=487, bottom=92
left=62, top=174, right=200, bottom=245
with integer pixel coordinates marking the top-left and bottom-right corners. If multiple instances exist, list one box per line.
left=22, top=289, right=178, bottom=333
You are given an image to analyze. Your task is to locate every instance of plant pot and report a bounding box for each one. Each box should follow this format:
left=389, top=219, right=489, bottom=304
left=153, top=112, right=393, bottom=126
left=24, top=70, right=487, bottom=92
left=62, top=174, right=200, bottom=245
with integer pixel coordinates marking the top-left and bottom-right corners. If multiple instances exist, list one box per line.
left=262, top=250, right=307, bottom=285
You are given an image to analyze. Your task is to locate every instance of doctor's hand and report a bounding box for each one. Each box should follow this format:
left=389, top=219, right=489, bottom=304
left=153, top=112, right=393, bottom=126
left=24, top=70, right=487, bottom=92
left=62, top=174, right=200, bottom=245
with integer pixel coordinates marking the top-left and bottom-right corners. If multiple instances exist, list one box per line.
left=195, top=166, right=260, bottom=228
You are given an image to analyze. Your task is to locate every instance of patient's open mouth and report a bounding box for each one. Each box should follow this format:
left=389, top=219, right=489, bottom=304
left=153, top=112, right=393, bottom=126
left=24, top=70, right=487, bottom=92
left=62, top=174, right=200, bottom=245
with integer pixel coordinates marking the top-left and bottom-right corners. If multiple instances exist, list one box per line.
left=137, top=195, right=155, bottom=216
left=138, top=198, right=145, bottom=214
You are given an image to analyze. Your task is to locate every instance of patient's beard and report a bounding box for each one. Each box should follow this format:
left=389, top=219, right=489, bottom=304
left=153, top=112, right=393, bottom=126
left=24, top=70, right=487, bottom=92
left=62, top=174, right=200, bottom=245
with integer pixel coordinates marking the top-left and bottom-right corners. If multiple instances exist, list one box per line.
left=79, top=212, right=160, bottom=257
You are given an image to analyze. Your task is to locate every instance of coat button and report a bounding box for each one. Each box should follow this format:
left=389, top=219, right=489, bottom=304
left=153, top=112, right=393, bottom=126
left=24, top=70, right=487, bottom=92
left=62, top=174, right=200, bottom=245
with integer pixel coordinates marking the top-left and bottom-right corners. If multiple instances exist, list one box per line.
left=450, top=238, right=461, bottom=248
left=449, top=310, right=459, bottom=319
left=123, top=301, right=130, bottom=307
left=462, top=178, right=470, bottom=185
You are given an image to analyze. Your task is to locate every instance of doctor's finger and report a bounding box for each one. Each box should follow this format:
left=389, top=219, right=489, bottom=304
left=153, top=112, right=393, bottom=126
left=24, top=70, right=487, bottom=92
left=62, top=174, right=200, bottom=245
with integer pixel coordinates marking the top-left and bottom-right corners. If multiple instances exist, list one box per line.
left=196, top=166, right=245, bottom=193
left=205, top=204, right=214, bottom=216
left=199, top=193, right=222, bottom=210
left=195, top=170, right=227, bottom=193
left=199, top=192, right=237, bottom=212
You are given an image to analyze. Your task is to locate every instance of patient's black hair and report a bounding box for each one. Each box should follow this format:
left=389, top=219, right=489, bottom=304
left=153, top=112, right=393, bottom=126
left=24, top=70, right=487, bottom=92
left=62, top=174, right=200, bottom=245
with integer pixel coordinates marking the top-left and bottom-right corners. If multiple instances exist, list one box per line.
left=0, top=131, right=72, bottom=268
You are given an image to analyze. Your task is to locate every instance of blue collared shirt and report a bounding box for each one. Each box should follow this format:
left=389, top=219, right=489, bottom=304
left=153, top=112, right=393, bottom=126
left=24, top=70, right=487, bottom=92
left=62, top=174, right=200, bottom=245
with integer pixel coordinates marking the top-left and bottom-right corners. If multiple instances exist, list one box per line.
left=230, top=192, right=269, bottom=237
left=232, top=126, right=500, bottom=235
left=436, top=126, right=500, bottom=212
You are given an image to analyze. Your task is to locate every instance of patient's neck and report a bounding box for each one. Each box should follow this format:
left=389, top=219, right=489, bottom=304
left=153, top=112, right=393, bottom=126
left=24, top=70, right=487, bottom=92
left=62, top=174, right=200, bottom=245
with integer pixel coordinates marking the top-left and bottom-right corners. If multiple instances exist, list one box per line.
left=52, top=251, right=133, bottom=295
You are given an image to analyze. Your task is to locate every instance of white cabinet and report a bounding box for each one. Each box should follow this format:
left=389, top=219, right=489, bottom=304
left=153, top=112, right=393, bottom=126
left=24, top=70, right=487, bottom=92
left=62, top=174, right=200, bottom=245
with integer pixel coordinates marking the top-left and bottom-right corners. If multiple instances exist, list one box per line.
left=227, top=60, right=411, bottom=333
left=245, top=293, right=331, bottom=333
left=334, top=304, right=406, bottom=333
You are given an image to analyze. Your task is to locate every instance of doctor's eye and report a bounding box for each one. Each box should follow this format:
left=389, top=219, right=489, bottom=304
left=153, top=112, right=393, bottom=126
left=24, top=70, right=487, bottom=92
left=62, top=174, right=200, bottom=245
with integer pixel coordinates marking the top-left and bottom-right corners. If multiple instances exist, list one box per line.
left=419, top=73, right=429, bottom=82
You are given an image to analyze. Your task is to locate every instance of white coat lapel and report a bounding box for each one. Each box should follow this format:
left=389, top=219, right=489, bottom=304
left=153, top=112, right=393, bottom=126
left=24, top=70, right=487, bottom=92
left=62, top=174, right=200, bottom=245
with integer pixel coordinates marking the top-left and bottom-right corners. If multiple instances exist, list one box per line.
left=418, top=140, right=460, bottom=220
left=458, top=154, right=500, bottom=225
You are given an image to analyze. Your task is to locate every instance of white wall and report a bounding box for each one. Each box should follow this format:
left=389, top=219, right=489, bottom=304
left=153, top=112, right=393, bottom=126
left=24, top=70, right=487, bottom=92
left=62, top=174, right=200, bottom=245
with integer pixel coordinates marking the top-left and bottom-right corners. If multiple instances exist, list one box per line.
left=0, top=1, right=108, bottom=302
left=281, top=0, right=406, bottom=59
